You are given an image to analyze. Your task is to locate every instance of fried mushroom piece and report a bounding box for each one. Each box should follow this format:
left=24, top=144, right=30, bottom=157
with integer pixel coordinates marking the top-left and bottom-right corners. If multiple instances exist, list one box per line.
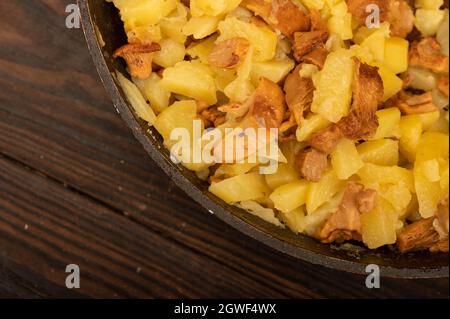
left=284, top=65, right=314, bottom=124
left=310, top=9, right=328, bottom=31
left=397, top=92, right=439, bottom=115
left=295, top=148, right=329, bottom=182
left=208, top=38, right=251, bottom=69
left=220, top=78, right=286, bottom=129
left=438, top=76, right=449, bottom=97
left=242, top=0, right=311, bottom=36
left=347, top=0, right=414, bottom=38
left=397, top=198, right=449, bottom=253
left=302, top=47, right=329, bottom=69
left=409, top=38, right=450, bottom=74
left=316, top=182, right=377, bottom=244
left=309, top=125, right=344, bottom=154
left=292, top=31, right=329, bottom=62
left=385, top=0, right=415, bottom=38
left=279, top=115, right=298, bottom=142
left=113, top=42, right=161, bottom=80
left=200, top=106, right=226, bottom=128
left=337, top=59, right=383, bottom=140
left=310, top=59, right=383, bottom=153
left=248, top=77, right=287, bottom=129
left=397, top=218, right=441, bottom=253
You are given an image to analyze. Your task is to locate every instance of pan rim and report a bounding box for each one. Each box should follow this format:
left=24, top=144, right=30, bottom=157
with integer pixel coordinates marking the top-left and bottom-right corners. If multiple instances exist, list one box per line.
left=78, top=0, right=449, bottom=279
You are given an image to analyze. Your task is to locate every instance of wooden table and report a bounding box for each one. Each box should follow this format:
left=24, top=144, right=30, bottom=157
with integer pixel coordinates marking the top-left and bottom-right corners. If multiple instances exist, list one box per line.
left=0, top=0, right=448, bottom=298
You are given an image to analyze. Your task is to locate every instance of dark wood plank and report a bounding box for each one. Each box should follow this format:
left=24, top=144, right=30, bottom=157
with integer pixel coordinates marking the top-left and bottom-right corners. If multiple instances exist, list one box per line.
left=0, top=0, right=447, bottom=298
left=0, top=155, right=296, bottom=298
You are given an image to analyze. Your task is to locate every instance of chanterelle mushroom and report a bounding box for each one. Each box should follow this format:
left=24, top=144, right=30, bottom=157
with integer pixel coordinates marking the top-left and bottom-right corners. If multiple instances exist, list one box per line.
left=396, top=91, right=439, bottom=115
left=284, top=65, right=314, bottom=125
left=409, top=38, right=450, bottom=74
left=302, top=47, right=329, bottom=69
left=295, top=148, right=329, bottom=182
left=241, top=0, right=311, bottom=36
left=208, top=38, right=251, bottom=69
left=292, top=31, right=329, bottom=62
left=316, top=182, right=377, bottom=244
left=113, top=42, right=161, bottom=80
left=397, top=198, right=449, bottom=253
left=246, top=77, right=286, bottom=129
left=310, top=59, right=383, bottom=153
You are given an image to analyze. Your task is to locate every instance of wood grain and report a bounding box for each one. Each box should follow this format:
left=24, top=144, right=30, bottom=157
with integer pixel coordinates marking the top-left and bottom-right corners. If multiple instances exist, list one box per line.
left=0, top=0, right=448, bottom=298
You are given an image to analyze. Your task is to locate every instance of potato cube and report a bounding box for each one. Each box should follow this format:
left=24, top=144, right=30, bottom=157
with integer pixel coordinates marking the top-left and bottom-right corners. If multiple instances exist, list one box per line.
left=238, top=201, right=283, bottom=227
left=270, top=180, right=310, bottom=213
left=153, top=38, right=186, bottom=68
left=113, top=0, right=178, bottom=29
left=357, top=163, right=415, bottom=192
left=376, top=64, right=403, bottom=101
left=214, top=68, right=237, bottom=92
left=296, top=114, right=332, bottom=142
left=414, top=132, right=449, bottom=217
left=250, top=60, right=295, bottom=86
left=399, top=115, right=423, bottom=162
left=161, top=61, right=217, bottom=105
left=361, top=198, right=398, bottom=249
left=224, top=78, right=255, bottom=103
left=183, top=15, right=221, bottom=39
left=406, top=66, right=438, bottom=91
left=379, top=183, right=412, bottom=217
left=354, top=22, right=390, bottom=42
left=360, top=27, right=388, bottom=63
left=301, top=0, right=325, bottom=10
left=306, top=170, right=345, bottom=214
left=265, top=163, right=299, bottom=190
left=159, top=4, right=189, bottom=44
left=331, top=139, right=364, bottom=180
left=419, top=159, right=441, bottom=182
left=357, top=139, right=399, bottom=166
left=153, top=100, right=198, bottom=144
left=383, top=37, right=409, bottom=74
left=414, top=169, right=444, bottom=218
left=303, top=191, right=345, bottom=236
left=415, top=0, right=444, bottom=9
left=416, top=132, right=449, bottom=162
left=327, top=13, right=353, bottom=40
left=440, top=159, right=449, bottom=196
left=311, top=49, right=355, bottom=123
left=419, top=111, right=440, bottom=131
left=209, top=172, right=271, bottom=204
left=116, top=72, right=156, bottom=124
left=140, top=73, right=171, bottom=113
left=190, top=0, right=241, bottom=17
left=186, top=35, right=218, bottom=64
left=215, top=162, right=259, bottom=178
left=415, top=9, right=445, bottom=36
left=373, top=107, right=402, bottom=140
left=218, top=17, right=278, bottom=62
left=278, top=207, right=307, bottom=234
